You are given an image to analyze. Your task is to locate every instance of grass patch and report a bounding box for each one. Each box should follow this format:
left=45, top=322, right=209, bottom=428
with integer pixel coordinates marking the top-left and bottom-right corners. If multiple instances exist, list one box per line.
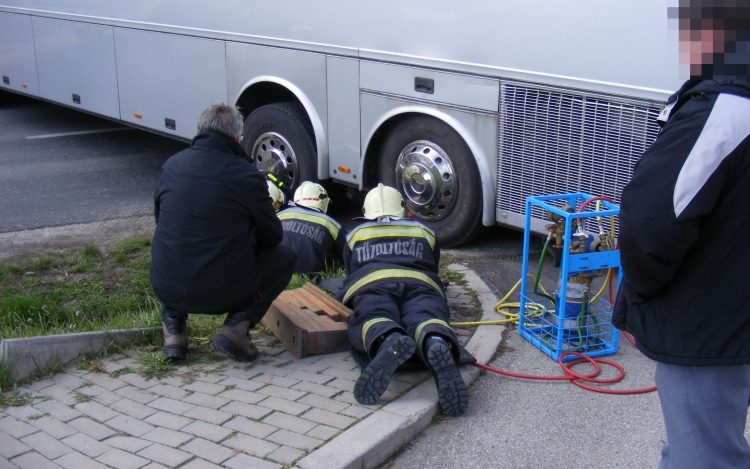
left=138, top=351, right=176, bottom=380
left=0, top=392, right=33, bottom=407
left=109, top=367, right=135, bottom=379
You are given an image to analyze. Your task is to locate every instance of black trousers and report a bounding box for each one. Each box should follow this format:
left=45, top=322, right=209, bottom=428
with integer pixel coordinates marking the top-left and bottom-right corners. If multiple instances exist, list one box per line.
left=347, top=280, right=458, bottom=362
left=160, top=244, right=297, bottom=327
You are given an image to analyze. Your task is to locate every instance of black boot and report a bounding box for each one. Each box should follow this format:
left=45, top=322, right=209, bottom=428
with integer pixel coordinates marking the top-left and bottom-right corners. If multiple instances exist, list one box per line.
left=210, top=320, right=259, bottom=362
left=162, top=315, right=188, bottom=360
left=353, top=333, right=416, bottom=405
left=424, top=335, right=469, bottom=417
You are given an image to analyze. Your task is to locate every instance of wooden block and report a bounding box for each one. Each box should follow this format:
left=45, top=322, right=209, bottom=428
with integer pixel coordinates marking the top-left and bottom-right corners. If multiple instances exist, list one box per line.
left=261, top=284, right=352, bottom=358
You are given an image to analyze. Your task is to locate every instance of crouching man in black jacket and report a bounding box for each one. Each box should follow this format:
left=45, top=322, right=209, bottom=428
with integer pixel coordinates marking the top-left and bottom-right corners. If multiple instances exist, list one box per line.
left=150, top=104, right=297, bottom=362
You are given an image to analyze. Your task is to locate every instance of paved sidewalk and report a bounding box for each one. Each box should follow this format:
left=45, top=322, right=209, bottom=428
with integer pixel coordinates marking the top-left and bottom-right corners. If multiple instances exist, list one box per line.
left=0, top=267, right=502, bottom=469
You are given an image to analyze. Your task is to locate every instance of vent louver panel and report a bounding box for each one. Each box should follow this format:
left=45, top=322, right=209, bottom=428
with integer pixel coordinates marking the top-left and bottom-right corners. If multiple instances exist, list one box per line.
left=497, top=83, right=662, bottom=229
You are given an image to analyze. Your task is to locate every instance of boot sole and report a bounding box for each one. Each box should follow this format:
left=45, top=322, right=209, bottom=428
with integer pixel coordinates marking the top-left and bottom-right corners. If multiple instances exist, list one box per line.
left=353, top=335, right=416, bottom=405
left=163, top=345, right=187, bottom=361
left=210, top=334, right=258, bottom=362
left=426, top=341, right=469, bottom=417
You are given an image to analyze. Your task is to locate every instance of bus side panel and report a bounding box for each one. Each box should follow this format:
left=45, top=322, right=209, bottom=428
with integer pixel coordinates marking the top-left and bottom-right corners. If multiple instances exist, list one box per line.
left=32, top=16, right=120, bottom=119
left=225, top=42, right=328, bottom=166
left=114, top=29, right=227, bottom=140
left=0, top=12, right=39, bottom=96
left=325, top=56, right=360, bottom=186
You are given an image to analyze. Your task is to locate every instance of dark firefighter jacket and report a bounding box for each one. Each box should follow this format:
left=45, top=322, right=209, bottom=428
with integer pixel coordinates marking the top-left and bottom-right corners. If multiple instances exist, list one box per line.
left=150, top=131, right=283, bottom=313
left=278, top=204, right=347, bottom=275
left=613, top=78, right=750, bottom=366
left=336, top=217, right=443, bottom=305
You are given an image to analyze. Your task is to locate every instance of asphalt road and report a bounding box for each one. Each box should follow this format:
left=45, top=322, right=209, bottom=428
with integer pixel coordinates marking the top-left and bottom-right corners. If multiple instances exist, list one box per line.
left=0, top=90, right=187, bottom=233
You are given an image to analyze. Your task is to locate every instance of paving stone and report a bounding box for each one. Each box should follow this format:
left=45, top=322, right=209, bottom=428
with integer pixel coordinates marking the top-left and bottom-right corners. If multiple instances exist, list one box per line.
left=182, top=406, right=233, bottom=425
left=332, top=390, right=362, bottom=406
left=305, top=424, right=339, bottom=440
left=385, top=379, right=414, bottom=394
left=140, top=463, right=168, bottom=469
left=301, top=408, right=355, bottom=430
left=338, top=405, right=373, bottom=419
left=148, top=385, right=187, bottom=400
left=105, top=415, right=155, bottom=437
left=318, top=367, right=360, bottom=381
left=68, top=418, right=116, bottom=441
left=146, top=397, right=195, bottom=415
left=25, top=380, right=54, bottom=392
left=59, top=433, right=110, bottom=458
left=102, top=436, right=152, bottom=453
left=113, top=386, right=158, bottom=405
left=54, top=451, right=108, bottom=469
left=325, top=378, right=356, bottom=392
left=33, top=400, right=82, bottom=423
left=221, top=433, right=278, bottom=458
left=215, top=377, right=265, bottom=392
left=109, top=399, right=157, bottom=420
left=81, top=374, right=127, bottom=392
left=20, top=431, right=72, bottom=459
left=256, top=397, right=310, bottom=416
left=141, top=427, right=192, bottom=447
left=182, top=381, right=225, bottom=396
left=215, top=367, right=263, bottom=380
left=143, top=411, right=192, bottom=430
left=95, top=449, right=149, bottom=469
left=240, top=364, right=291, bottom=377
left=3, top=405, right=45, bottom=421
left=192, top=371, right=227, bottom=384
left=223, top=453, right=282, bottom=469
left=182, top=392, right=229, bottom=410
left=74, top=401, right=119, bottom=423
left=29, top=416, right=78, bottom=440
left=392, top=371, right=430, bottom=384
left=180, top=458, right=223, bottom=469
left=262, top=412, right=316, bottom=434
left=284, top=370, right=333, bottom=385
left=0, top=456, right=20, bottom=469
left=75, top=386, right=121, bottom=406
left=0, top=431, right=31, bottom=459
left=284, top=360, right=331, bottom=373
left=290, top=382, right=340, bottom=399
left=49, top=374, right=87, bottom=391
left=180, top=438, right=235, bottom=464
left=117, top=375, right=158, bottom=390
left=255, top=385, right=305, bottom=401
left=223, top=417, right=276, bottom=439
left=216, top=389, right=264, bottom=405
left=297, top=394, right=348, bottom=413
left=265, top=430, right=322, bottom=451
left=181, top=421, right=233, bottom=443
left=0, top=417, right=38, bottom=438
left=267, top=445, right=304, bottom=465
left=154, top=376, right=185, bottom=388
left=250, top=375, right=300, bottom=389
left=136, top=443, right=192, bottom=467
left=9, top=451, right=61, bottom=469
left=218, top=401, right=272, bottom=420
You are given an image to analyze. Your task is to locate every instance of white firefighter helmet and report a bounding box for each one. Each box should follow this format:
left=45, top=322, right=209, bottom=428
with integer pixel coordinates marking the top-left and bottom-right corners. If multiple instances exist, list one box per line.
left=266, top=180, right=286, bottom=211
left=293, top=181, right=330, bottom=213
left=363, top=183, right=405, bottom=220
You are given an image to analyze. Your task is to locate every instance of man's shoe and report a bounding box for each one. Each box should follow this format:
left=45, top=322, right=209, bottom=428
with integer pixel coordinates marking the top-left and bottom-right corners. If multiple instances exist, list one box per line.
left=162, top=320, right=188, bottom=360
left=210, top=320, right=259, bottom=362
left=353, top=333, right=416, bottom=405
left=425, top=335, right=469, bottom=417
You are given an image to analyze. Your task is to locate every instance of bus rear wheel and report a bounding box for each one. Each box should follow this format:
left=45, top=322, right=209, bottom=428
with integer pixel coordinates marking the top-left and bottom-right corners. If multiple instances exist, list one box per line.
left=378, top=116, right=484, bottom=247
left=241, top=102, right=317, bottom=191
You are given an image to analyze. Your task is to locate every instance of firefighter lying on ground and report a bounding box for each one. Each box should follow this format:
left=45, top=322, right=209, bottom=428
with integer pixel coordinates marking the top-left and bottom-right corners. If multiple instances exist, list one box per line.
left=276, top=181, right=347, bottom=275
left=336, top=184, right=469, bottom=417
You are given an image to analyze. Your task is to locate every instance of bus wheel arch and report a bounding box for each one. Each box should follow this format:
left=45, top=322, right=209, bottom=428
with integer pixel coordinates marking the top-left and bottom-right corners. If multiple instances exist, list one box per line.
left=364, top=109, right=492, bottom=247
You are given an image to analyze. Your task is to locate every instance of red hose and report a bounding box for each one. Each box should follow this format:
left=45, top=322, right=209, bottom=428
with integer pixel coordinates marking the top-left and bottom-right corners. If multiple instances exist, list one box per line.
left=577, top=195, right=616, bottom=213
left=475, top=351, right=657, bottom=395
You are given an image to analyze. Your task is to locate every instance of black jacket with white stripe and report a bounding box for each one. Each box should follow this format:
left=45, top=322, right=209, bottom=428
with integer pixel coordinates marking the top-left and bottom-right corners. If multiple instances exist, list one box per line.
left=613, top=79, right=750, bottom=366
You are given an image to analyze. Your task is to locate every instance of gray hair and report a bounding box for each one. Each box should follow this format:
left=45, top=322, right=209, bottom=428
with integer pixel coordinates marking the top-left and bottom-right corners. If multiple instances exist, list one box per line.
left=196, top=104, right=244, bottom=139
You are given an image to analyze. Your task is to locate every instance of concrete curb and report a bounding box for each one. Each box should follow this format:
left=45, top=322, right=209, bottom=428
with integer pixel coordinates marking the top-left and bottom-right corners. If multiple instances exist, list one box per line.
left=296, top=265, right=505, bottom=469
left=0, top=327, right=159, bottom=381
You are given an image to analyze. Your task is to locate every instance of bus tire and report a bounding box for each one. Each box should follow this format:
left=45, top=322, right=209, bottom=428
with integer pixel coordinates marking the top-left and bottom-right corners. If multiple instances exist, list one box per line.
left=241, top=102, right=317, bottom=192
left=378, top=116, right=484, bottom=247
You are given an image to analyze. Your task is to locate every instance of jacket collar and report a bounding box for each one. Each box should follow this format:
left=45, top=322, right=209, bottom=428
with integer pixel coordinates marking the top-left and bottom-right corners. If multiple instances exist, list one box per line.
left=190, top=131, right=247, bottom=158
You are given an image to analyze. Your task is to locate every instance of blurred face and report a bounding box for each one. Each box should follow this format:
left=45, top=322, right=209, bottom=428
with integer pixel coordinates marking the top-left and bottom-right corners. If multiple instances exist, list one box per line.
left=679, top=18, right=732, bottom=76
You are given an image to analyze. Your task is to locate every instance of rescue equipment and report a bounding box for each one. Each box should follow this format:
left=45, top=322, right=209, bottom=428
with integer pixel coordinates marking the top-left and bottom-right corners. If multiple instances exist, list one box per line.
left=294, top=181, right=331, bottom=213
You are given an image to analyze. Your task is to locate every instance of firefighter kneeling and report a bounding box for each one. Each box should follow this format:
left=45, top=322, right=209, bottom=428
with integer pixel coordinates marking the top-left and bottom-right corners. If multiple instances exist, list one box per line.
left=337, top=184, right=469, bottom=417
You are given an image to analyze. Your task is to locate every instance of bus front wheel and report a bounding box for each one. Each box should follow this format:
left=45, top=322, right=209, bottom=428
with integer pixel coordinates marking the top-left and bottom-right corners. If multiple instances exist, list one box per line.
left=378, top=116, right=484, bottom=248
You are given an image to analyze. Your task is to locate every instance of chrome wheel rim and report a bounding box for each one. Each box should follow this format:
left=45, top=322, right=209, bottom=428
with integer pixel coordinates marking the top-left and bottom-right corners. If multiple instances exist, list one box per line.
left=250, top=132, right=299, bottom=188
left=395, top=140, right=457, bottom=221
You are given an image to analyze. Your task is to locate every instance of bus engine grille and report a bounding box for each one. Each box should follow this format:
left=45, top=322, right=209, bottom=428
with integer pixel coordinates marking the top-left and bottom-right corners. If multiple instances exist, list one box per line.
left=496, top=82, right=662, bottom=231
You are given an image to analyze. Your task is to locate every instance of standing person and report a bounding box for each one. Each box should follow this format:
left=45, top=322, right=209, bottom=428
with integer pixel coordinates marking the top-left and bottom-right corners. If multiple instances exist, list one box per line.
left=278, top=181, right=347, bottom=275
left=150, top=104, right=297, bottom=362
left=338, top=184, right=469, bottom=417
left=614, top=1, right=750, bottom=467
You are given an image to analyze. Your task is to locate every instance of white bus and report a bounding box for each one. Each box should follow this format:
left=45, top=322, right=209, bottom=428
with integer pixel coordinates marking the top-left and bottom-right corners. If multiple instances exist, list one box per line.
left=0, top=0, right=680, bottom=246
